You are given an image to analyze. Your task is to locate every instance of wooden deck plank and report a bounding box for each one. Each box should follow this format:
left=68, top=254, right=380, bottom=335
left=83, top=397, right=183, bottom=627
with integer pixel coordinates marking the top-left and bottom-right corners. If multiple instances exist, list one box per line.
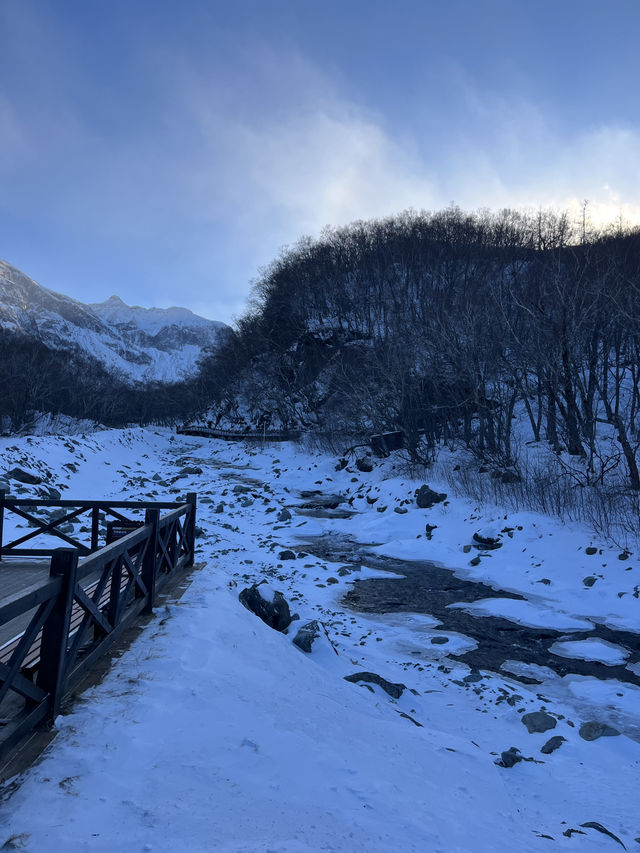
left=0, top=558, right=51, bottom=647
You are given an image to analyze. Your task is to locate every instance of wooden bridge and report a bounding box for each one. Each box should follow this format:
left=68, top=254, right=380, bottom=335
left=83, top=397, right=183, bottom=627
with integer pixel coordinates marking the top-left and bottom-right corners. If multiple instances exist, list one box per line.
left=177, top=424, right=302, bottom=442
left=0, top=492, right=197, bottom=764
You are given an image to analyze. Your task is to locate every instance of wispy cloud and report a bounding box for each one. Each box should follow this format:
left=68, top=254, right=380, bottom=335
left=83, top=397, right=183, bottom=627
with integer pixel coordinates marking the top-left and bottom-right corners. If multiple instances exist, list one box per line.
left=2, top=14, right=640, bottom=321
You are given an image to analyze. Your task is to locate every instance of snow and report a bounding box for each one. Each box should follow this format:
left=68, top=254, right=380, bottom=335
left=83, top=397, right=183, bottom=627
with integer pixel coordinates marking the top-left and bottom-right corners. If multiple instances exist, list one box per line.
left=1, top=429, right=640, bottom=851
left=550, top=638, right=630, bottom=666
left=90, top=295, right=219, bottom=335
left=448, top=598, right=594, bottom=632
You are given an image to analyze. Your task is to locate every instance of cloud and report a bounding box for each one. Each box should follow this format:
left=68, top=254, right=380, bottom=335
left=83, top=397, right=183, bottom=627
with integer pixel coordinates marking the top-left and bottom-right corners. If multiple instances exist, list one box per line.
left=2, top=20, right=640, bottom=322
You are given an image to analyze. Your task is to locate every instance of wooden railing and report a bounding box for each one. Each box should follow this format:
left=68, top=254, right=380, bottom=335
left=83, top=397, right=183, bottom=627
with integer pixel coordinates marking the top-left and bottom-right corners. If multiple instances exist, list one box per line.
left=0, top=491, right=197, bottom=558
left=0, top=495, right=196, bottom=763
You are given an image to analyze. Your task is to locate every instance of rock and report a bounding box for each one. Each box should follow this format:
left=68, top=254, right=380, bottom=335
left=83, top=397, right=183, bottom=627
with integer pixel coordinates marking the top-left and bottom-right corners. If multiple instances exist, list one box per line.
left=585, top=546, right=598, bottom=556
left=277, top=508, right=292, bottom=522
left=393, top=506, right=408, bottom=514
left=496, top=747, right=524, bottom=768
left=463, top=671, right=483, bottom=683
left=415, top=485, right=447, bottom=509
left=356, top=457, right=374, bottom=472
left=425, top=523, right=437, bottom=540
left=6, top=467, right=42, bottom=485
left=583, top=576, right=597, bottom=587
left=240, top=498, right=254, bottom=508
left=522, top=711, right=557, bottom=734
left=215, top=502, right=225, bottom=513
left=292, top=620, right=321, bottom=653
left=335, top=458, right=349, bottom=471
left=541, top=735, right=566, bottom=754
left=177, top=466, right=203, bottom=477
left=278, top=549, right=297, bottom=560
left=473, top=527, right=502, bottom=550
left=152, top=473, right=162, bottom=481
left=495, top=747, right=539, bottom=768
left=430, top=636, right=449, bottom=644
left=579, top=721, right=620, bottom=741
left=344, top=671, right=406, bottom=699
left=238, top=584, right=292, bottom=632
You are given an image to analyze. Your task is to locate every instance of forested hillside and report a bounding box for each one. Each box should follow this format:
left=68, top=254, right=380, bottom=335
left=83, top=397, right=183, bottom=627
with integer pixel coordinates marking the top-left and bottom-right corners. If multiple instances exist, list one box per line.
left=203, top=208, right=640, bottom=494
left=0, top=329, right=218, bottom=431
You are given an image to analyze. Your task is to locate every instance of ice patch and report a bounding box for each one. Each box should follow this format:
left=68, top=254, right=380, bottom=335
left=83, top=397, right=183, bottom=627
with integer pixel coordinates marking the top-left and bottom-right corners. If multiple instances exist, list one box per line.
left=550, top=638, right=630, bottom=666
left=447, top=597, right=593, bottom=631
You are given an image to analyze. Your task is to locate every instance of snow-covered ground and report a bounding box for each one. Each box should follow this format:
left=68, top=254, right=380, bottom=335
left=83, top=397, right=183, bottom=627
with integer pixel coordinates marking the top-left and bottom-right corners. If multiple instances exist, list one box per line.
left=1, top=429, right=639, bottom=851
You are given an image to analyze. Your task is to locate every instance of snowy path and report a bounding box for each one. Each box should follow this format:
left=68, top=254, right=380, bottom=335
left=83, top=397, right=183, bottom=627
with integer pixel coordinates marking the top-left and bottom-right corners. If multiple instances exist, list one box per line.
left=1, top=429, right=639, bottom=851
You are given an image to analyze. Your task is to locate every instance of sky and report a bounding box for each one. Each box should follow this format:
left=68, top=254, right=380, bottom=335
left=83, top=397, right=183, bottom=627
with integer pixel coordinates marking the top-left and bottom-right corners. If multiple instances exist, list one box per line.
left=1, top=0, right=640, bottom=324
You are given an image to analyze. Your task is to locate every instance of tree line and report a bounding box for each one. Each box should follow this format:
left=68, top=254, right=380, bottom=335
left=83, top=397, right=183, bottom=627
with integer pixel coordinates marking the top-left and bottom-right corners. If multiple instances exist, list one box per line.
left=201, top=207, right=640, bottom=491
left=0, top=330, right=218, bottom=432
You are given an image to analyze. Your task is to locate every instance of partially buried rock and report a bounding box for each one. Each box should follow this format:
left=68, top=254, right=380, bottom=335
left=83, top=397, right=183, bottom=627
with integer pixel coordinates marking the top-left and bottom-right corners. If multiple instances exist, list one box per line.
left=541, top=736, right=566, bottom=755
left=356, top=457, right=374, bottom=473
left=415, top=485, right=447, bottom=509
left=344, top=671, right=406, bottom=699
left=277, top=508, right=292, bottom=522
left=6, top=467, right=42, bottom=485
left=238, top=583, right=292, bottom=632
left=522, top=711, right=557, bottom=734
left=579, top=721, right=620, bottom=741
left=278, top=549, right=297, bottom=560
left=472, top=527, right=502, bottom=550
left=496, top=747, right=525, bottom=768
left=292, top=620, right=321, bottom=653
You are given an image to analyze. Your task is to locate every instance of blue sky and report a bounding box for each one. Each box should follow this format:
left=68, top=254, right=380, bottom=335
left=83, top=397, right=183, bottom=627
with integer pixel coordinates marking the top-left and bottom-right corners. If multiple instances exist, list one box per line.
left=1, top=0, right=640, bottom=323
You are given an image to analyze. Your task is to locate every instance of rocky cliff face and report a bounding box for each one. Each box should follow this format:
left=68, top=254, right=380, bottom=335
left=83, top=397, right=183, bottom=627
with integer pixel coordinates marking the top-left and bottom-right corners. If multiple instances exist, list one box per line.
left=0, top=259, right=228, bottom=384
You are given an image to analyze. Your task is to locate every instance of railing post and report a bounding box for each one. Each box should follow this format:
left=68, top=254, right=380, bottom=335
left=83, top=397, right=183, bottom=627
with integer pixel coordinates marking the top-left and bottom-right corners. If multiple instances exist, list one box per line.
left=186, top=492, right=197, bottom=567
left=36, top=548, right=78, bottom=721
left=91, top=506, right=100, bottom=552
left=142, top=508, right=159, bottom=613
left=108, top=553, right=123, bottom=628
left=0, top=487, right=5, bottom=561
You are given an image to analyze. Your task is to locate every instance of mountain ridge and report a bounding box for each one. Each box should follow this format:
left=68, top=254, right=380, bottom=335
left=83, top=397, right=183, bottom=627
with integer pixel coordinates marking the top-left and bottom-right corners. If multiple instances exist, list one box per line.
left=0, top=258, right=228, bottom=384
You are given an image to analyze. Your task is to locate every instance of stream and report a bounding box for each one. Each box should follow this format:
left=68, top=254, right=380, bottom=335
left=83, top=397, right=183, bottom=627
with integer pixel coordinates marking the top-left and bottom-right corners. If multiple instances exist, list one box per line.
left=298, top=532, right=640, bottom=690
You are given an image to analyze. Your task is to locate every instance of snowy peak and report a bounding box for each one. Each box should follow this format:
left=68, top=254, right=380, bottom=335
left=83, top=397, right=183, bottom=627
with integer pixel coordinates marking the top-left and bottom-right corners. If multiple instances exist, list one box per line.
left=90, top=295, right=221, bottom=336
left=0, top=258, right=229, bottom=384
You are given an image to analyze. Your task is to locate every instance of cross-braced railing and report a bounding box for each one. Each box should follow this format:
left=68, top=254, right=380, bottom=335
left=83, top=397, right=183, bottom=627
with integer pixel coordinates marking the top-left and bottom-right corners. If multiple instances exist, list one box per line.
left=0, top=494, right=197, bottom=764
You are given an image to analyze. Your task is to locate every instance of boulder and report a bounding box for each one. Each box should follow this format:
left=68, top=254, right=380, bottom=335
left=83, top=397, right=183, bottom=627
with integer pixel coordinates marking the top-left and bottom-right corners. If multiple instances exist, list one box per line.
left=177, top=466, right=203, bottom=477
left=356, top=457, right=374, bottom=473
left=292, top=620, right=321, bottom=653
left=415, top=485, right=447, bottom=509
left=6, top=467, right=42, bottom=485
left=278, top=549, right=297, bottom=560
left=238, top=584, right=292, bottom=632
left=522, top=711, right=557, bottom=734
left=541, top=736, right=566, bottom=755
left=472, top=526, right=502, bottom=550
left=277, top=508, right=292, bottom=522
left=579, top=721, right=620, bottom=741
left=495, top=747, right=535, bottom=768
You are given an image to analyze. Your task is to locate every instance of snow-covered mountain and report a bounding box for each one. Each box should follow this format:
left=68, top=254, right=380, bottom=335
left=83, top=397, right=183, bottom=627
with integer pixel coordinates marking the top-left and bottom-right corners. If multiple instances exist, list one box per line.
left=0, top=259, right=228, bottom=384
